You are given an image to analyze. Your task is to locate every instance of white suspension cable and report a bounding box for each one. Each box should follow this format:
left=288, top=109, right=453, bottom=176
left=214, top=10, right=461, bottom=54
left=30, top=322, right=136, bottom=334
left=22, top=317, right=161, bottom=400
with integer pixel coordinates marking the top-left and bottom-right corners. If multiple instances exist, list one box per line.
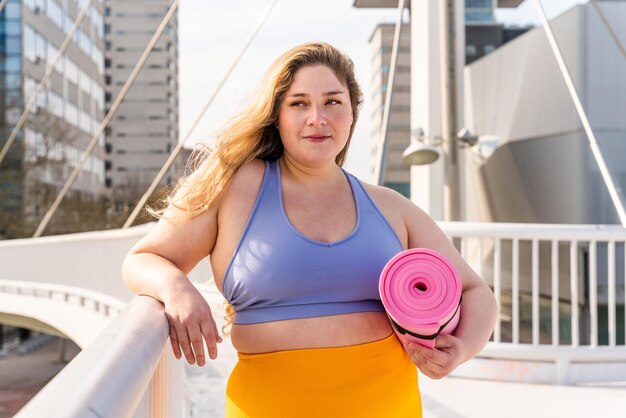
left=0, top=0, right=96, bottom=167
left=533, top=0, right=626, bottom=227
left=591, top=0, right=626, bottom=59
left=0, top=0, right=9, bottom=17
left=373, top=0, right=406, bottom=186
left=33, top=0, right=180, bottom=238
left=122, top=0, right=280, bottom=228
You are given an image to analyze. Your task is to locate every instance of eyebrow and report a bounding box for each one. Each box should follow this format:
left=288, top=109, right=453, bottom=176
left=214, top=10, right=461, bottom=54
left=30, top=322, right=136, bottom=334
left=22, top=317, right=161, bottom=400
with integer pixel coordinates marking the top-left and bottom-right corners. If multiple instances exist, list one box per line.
left=287, top=91, right=345, bottom=98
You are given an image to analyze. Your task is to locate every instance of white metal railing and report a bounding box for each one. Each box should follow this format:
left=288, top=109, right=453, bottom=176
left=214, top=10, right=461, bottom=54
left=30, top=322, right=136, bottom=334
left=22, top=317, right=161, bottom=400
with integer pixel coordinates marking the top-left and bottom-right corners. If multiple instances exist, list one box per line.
left=0, top=279, right=126, bottom=319
left=14, top=295, right=183, bottom=418
left=5, top=221, right=626, bottom=414
left=443, top=222, right=626, bottom=384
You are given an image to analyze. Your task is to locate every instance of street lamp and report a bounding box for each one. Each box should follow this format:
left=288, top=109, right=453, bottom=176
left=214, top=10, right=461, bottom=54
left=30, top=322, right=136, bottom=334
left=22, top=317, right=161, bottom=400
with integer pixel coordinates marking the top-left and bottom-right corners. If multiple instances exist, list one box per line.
left=402, top=127, right=499, bottom=167
left=402, top=128, right=441, bottom=166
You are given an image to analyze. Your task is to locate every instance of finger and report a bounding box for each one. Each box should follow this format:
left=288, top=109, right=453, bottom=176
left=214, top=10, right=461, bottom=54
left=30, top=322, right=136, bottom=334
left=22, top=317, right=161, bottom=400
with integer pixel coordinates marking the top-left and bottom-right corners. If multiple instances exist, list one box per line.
left=411, top=343, right=445, bottom=364
left=213, top=319, right=223, bottom=344
left=174, top=324, right=195, bottom=365
left=168, top=321, right=182, bottom=360
left=188, top=326, right=206, bottom=367
left=200, top=320, right=218, bottom=360
left=434, top=333, right=455, bottom=349
left=418, top=362, right=445, bottom=380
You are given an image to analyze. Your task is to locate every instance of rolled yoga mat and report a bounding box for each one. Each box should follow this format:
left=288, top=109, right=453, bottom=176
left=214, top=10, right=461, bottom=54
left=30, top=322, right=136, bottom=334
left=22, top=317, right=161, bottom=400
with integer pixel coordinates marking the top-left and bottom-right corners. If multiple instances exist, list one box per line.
left=379, top=248, right=462, bottom=348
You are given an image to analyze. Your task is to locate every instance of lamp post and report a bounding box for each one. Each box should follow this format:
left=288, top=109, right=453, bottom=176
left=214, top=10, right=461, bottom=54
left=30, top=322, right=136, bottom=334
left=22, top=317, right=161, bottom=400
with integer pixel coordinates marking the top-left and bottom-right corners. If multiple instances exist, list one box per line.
left=440, top=0, right=461, bottom=222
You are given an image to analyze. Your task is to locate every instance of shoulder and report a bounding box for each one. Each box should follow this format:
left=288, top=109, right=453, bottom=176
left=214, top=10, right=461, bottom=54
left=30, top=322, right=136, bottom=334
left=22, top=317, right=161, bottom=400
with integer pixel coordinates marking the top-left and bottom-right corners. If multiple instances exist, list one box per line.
left=222, top=158, right=266, bottom=200
left=355, top=177, right=443, bottom=249
left=217, top=158, right=267, bottom=222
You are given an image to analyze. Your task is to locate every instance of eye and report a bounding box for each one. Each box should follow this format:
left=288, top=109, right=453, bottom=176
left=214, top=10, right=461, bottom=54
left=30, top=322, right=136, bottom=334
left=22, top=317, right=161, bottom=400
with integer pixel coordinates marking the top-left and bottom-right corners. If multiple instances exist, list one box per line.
left=289, top=101, right=306, bottom=107
left=326, top=98, right=340, bottom=105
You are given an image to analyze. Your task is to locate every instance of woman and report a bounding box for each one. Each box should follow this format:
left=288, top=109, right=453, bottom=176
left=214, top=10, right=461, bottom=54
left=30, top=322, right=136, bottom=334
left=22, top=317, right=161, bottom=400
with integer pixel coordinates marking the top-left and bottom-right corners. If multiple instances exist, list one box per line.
left=122, top=42, right=497, bottom=417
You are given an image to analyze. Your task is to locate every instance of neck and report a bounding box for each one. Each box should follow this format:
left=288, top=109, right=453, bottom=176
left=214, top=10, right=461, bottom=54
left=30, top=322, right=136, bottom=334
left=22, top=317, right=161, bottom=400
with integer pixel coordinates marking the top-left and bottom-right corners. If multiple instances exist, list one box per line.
left=280, top=155, right=344, bottom=188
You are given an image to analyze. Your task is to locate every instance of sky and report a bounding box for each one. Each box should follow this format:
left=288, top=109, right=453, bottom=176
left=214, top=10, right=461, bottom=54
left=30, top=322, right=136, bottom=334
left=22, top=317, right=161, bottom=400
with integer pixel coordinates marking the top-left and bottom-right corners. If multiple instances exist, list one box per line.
left=178, top=0, right=587, bottom=179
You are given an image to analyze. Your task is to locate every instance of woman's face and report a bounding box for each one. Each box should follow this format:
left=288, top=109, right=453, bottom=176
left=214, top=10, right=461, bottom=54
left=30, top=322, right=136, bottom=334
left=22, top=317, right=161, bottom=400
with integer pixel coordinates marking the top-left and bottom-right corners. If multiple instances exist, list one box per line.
left=277, top=65, right=353, bottom=167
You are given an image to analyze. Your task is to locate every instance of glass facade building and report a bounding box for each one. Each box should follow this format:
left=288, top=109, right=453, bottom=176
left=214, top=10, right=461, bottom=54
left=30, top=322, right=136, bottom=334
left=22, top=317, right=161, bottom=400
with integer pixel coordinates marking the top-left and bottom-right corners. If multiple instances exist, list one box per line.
left=0, top=0, right=107, bottom=237
left=466, top=0, right=496, bottom=23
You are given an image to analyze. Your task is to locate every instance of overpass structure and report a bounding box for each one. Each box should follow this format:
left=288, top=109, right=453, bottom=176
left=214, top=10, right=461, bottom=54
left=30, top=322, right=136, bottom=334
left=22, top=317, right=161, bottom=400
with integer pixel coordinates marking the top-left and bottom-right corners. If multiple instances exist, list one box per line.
left=0, top=222, right=624, bottom=417
left=0, top=0, right=625, bottom=417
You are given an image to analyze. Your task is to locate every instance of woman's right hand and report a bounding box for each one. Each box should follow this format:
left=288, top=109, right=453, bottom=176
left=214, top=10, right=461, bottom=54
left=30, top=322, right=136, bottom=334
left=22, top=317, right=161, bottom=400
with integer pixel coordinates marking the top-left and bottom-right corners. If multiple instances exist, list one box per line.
left=162, top=280, right=223, bottom=366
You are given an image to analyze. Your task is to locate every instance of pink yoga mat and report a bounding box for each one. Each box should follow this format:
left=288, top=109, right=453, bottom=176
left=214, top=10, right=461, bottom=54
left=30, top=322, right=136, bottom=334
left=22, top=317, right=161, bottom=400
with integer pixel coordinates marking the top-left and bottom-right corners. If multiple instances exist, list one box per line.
left=379, top=248, right=462, bottom=348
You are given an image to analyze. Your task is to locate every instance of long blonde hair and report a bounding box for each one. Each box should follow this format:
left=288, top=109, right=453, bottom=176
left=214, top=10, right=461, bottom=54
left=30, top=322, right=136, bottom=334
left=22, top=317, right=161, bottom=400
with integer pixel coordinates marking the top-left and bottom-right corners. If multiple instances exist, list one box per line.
left=154, top=42, right=363, bottom=329
left=161, top=42, right=363, bottom=217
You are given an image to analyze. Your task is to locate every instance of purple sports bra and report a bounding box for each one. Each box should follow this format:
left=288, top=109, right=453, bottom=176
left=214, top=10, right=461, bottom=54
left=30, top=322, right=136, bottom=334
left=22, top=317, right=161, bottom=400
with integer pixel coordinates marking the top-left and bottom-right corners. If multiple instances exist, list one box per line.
left=221, top=159, right=403, bottom=324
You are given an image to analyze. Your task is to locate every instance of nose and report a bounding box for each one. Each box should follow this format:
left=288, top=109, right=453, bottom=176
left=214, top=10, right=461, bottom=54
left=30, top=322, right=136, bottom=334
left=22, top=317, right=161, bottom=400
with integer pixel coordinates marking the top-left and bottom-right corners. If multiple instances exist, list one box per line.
left=306, top=104, right=327, bottom=126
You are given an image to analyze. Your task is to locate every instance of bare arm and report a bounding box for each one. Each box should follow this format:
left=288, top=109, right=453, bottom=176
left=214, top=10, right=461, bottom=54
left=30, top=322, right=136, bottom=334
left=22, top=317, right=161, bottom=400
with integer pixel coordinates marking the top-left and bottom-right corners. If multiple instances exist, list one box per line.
left=397, top=194, right=498, bottom=378
left=122, top=203, right=222, bottom=366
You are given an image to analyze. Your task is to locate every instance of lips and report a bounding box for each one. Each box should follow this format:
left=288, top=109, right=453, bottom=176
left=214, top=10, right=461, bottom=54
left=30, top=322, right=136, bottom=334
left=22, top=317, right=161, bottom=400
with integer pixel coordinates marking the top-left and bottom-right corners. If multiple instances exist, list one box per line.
left=303, top=134, right=331, bottom=142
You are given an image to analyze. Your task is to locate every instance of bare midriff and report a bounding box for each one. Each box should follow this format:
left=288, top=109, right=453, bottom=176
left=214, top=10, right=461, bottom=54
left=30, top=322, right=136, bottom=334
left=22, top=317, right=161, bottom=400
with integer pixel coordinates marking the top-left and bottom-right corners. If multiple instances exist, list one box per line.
left=230, top=311, right=394, bottom=354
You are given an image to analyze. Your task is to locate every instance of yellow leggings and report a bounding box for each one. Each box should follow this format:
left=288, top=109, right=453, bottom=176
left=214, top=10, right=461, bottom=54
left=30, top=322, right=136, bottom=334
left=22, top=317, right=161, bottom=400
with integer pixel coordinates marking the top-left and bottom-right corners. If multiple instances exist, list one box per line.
left=225, top=333, right=421, bottom=417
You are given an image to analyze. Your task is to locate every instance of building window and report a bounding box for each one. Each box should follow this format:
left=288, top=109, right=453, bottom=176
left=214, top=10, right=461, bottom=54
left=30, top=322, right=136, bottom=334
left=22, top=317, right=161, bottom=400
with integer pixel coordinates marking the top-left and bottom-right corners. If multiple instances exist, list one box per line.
left=4, top=3, right=22, bottom=19
left=484, top=44, right=495, bottom=54
left=466, top=45, right=477, bottom=56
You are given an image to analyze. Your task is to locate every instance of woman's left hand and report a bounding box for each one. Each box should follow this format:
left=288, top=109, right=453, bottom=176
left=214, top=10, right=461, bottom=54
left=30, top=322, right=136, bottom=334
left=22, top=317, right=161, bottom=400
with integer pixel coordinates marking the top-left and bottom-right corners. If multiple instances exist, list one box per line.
left=402, top=333, right=466, bottom=379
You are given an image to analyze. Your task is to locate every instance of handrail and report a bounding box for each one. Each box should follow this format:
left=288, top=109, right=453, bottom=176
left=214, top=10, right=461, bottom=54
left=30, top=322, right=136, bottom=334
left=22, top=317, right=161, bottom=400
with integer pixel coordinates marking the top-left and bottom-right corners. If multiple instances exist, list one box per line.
left=0, top=279, right=126, bottom=316
left=438, top=221, right=626, bottom=384
left=441, top=221, right=626, bottom=240
left=15, top=296, right=182, bottom=418
left=481, top=342, right=626, bottom=362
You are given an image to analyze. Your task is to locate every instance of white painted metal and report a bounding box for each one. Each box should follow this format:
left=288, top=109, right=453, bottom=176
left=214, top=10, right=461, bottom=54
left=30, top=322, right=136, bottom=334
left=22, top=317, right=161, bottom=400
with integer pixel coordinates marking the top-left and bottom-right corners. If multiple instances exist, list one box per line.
left=2, top=221, right=625, bottom=394
left=512, top=238, right=519, bottom=344
left=590, top=241, right=598, bottom=347
left=0, top=223, right=212, bottom=302
left=440, top=222, right=626, bottom=384
left=0, top=280, right=125, bottom=314
left=494, top=238, right=502, bottom=343
left=551, top=239, right=559, bottom=346
left=608, top=240, right=616, bottom=346
left=14, top=296, right=183, bottom=418
left=570, top=241, right=579, bottom=347
left=531, top=239, right=539, bottom=345
left=0, top=280, right=121, bottom=348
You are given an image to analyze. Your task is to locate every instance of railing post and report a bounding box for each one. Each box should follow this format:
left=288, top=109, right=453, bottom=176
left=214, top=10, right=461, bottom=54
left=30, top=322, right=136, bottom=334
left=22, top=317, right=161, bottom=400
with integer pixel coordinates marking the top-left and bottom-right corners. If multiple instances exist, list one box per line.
left=494, top=238, right=502, bottom=343
left=570, top=241, right=579, bottom=347
left=608, top=240, right=616, bottom=347
left=589, top=241, right=598, bottom=346
left=512, top=238, right=519, bottom=344
left=532, top=239, right=539, bottom=345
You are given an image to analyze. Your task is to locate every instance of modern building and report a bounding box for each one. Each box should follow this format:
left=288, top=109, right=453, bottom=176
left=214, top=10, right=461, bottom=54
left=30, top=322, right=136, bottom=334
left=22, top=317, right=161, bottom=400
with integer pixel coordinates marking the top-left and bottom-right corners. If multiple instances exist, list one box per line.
left=463, top=1, right=626, bottom=225
left=369, top=23, right=411, bottom=197
left=0, top=0, right=107, bottom=237
left=367, top=1, right=529, bottom=198
left=103, top=0, right=179, bottom=201
left=465, top=0, right=529, bottom=65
